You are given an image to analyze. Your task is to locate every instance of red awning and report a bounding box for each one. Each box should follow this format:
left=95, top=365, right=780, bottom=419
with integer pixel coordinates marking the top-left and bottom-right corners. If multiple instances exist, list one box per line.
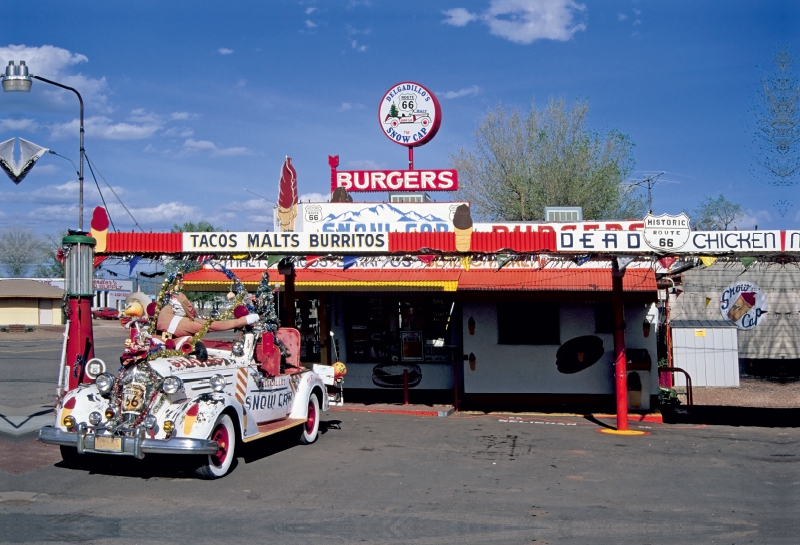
left=182, top=267, right=656, bottom=293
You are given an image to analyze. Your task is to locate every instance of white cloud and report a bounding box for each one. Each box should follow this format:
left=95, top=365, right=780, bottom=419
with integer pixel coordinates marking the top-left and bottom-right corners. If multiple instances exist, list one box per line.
left=0, top=118, right=39, bottom=132
left=442, top=8, right=478, bottom=26
left=617, top=13, right=628, bottom=21
left=299, top=192, right=325, bottom=203
left=122, top=202, right=200, bottom=224
left=306, top=7, right=317, bottom=14
left=170, top=112, right=190, bottom=120
left=0, top=44, right=110, bottom=112
left=236, top=79, right=246, bottom=87
left=182, top=138, right=251, bottom=157
left=440, top=85, right=481, bottom=99
left=337, top=102, right=365, bottom=112
left=442, top=0, right=587, bottom=44
left=740, top=210, right=770, bottom=229
left=50, top=116, right=160, bottom=140
left=0, top=181, right=80, bottom=204
left=180, top=129, right=194, bottom=138
left=350, top=40, right=368, bottom=52
left=306, top=20, right=318, bottom=28
left=345, top=159, right=383, bottom=169
left=218, top=48, right=234, bottom=55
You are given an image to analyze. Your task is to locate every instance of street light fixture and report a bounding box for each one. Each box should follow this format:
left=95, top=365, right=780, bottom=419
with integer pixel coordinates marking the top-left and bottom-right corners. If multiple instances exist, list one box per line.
left=2, top=60, right=86, bottom=230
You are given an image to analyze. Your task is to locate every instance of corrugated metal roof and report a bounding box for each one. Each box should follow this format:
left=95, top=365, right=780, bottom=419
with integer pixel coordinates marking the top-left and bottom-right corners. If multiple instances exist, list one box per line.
left=389, top=232, right=456, bottom=253
left=470, top=231, right=556, bottom=253
left=0, top=279, right=65, bottom=298
left=181, top=267, right=656, bottom=293
left=104, top=232, right=183, bottom=254
left=458, top=268, right=656, bottom=291
left=670, top=320, right=737, bottom=328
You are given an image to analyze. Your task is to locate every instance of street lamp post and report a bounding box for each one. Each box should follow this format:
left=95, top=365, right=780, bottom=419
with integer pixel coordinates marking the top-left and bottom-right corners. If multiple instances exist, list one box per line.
left=2, top=60, right=85, bottom=230
left=3, top=60, right=94, bottom=393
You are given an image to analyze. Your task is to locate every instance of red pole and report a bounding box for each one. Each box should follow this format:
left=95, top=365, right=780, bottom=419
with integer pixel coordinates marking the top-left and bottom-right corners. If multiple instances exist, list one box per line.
left=408, top=147, right=414, bottom=170
left=453, top=357, right=459, bottom=413
left=665, top=287, right=674, bottom=388
left=612, top=262, right=628, bottom=431
left=403, top=369, right=409, bottom=405
left=66, top=297, right=95, bottom=390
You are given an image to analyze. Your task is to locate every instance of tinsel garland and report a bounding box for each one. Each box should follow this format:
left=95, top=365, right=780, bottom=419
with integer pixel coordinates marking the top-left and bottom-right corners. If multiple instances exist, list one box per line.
left=251, top=271, right=290, bottom=357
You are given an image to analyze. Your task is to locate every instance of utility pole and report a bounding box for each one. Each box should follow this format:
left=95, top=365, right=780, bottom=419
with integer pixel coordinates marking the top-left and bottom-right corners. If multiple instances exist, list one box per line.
left=632, top=172, right=666, bottom=214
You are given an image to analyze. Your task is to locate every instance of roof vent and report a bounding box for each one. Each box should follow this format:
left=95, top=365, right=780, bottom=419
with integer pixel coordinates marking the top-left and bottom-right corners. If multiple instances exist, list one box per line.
left=545, top=207, right=582, bottom=222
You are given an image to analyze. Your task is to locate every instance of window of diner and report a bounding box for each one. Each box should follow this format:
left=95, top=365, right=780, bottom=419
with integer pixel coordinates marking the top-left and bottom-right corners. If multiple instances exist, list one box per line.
left=496, top=301, right=560, bottom=345
left=344, top=296, right=456, bottom=363
left=594, top=303, right=614, bottom=334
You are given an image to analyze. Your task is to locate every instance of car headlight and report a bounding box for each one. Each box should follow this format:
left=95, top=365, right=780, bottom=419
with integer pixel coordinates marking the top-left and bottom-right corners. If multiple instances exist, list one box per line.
left=104, top=407, right=116, bottom=420
left=95, top=373, right=115, bottom=395
left=232, top=341, right=245, bottom=357
left=88, top=412, right=102, bottom=426
left=163, top=420, right=175, bottom=434
left=209, top=374, right=226, bottom=392
left=85, top=358, right=106, bottom=379
left=162, top=376, right=183, bottom=395
left=63, top=415, right=76, bottom=429
left=143, top=414, right=158, bottom=429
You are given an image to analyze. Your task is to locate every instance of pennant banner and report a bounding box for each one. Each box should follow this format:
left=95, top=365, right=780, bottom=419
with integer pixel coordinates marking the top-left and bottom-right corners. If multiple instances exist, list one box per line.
left=342, top=256, right=358, bottom=270
left=128, top=256, right=142, bottom=275
left=699, top=256, right=717, bottom=267
left=496, top=254, right=513, bottom=270
left=267, top=254, right=284, bottom=268
left=740, top=257, right=756, bottom=271
left=658, top=256, right=676, bottom=270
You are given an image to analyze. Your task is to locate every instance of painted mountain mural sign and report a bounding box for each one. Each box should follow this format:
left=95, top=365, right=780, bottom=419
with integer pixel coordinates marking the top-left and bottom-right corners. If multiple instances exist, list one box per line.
left=294, top=202, right=467, bottom=233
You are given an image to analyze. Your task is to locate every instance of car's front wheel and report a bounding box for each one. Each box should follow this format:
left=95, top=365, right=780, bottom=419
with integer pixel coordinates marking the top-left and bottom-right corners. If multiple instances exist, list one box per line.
left=299, top=394, right=320, bottom=444
left=196, top=414, right=236, bottom=479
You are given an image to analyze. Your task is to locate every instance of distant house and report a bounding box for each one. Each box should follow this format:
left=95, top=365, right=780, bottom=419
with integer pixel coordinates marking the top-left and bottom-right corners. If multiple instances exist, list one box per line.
left=0, top=279, right=64, bottom=326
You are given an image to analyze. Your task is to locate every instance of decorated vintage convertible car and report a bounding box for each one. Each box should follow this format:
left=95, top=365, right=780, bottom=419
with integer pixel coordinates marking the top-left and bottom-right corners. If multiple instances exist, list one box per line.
left=39, top=267, right=330, bottom=478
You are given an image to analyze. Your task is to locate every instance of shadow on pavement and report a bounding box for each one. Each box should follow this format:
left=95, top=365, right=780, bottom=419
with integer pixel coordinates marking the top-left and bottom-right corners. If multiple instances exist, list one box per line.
left=662, top=405, right=800, bottom=427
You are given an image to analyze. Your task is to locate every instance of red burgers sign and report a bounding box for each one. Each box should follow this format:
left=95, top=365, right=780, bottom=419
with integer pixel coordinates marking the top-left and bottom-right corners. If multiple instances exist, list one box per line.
left=331, top=169, right=457, bottom=192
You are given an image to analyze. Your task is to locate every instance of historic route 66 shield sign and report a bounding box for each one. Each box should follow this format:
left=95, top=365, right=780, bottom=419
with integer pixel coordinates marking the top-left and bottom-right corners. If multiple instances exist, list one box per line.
left=643, top=213, right=691, bottom=251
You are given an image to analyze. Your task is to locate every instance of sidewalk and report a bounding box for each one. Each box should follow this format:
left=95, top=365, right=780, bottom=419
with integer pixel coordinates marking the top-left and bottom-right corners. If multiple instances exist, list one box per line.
left=329, top=403, right=455, bottom=418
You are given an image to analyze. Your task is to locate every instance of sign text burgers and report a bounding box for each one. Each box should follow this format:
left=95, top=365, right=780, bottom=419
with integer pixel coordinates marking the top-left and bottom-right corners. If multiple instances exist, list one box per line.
left=331, top=169, right=457, bottom=192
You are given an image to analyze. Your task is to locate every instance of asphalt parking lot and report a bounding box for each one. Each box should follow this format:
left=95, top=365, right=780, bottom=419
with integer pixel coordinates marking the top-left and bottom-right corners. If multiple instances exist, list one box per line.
left=1, top=324, right=798, bottom=544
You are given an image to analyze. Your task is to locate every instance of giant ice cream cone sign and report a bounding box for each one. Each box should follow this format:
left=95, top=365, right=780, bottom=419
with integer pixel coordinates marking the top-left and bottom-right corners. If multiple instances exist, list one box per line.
left=452, top=204, right=473, bottom=252
left=90, top=206, right=109, bottom=253
left=277, top=156, right=298, bottom=232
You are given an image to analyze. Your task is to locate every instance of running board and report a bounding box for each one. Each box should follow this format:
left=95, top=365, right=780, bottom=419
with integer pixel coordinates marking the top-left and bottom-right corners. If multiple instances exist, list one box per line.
left=242, top=418, right=307, bottom=443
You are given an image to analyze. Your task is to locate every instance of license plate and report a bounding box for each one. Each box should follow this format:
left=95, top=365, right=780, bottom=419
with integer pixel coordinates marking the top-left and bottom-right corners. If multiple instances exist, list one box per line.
left=94, top=436, right=122, bottom=452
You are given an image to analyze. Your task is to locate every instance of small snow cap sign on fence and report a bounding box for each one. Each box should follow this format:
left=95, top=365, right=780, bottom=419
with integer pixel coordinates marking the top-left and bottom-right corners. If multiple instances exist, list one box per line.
left=719, top=281, right=767, bottom=330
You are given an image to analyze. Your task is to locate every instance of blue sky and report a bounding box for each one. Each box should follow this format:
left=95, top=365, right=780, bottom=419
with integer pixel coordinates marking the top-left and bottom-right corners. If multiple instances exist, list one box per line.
left=1, top=0, right=797, bottom=235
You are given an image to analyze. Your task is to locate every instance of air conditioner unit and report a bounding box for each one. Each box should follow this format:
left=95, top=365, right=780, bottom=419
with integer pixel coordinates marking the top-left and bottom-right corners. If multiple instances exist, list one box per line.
left=389, top=192, right=432, bottom=203
left=544, top=207, right=583, bottom=222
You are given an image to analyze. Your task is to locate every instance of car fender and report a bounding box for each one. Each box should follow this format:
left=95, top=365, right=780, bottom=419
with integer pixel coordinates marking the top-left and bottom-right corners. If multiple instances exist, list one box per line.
left=289, top=371, right=328, bottom=419
left=165, top=392, right=242, bottom=441
left=56, top=385, right=107, bottom=430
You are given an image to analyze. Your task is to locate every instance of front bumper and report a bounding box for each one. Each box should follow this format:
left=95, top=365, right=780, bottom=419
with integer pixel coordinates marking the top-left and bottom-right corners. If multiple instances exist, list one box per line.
left=39, top=425, right=219, bottom=459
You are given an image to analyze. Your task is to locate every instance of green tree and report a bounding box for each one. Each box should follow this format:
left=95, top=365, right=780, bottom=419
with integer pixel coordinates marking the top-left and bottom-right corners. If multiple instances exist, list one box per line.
left=388, top=103, right=399, bottom=118
left=450, top=97, right=644, bottom=221
left=750, top=47, right=800, bottom=186
left=692, top=196, right=747, bottom=230
left=0, top=228, right=44, bottom=277
left=167, top=221, right=221, bottom=315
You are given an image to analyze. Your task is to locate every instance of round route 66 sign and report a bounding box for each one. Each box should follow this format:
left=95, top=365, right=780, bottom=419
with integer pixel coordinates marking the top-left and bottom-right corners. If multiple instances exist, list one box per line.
left=643, top=213, right=691, bottom=251
left=379, top=82, right=441, bottom=147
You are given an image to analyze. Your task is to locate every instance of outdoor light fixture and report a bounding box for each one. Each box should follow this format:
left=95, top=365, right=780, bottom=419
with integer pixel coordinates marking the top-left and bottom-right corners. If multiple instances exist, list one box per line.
left=2, top=61, right=32, bottom=92
left=2, top=60, right=86, bottom=230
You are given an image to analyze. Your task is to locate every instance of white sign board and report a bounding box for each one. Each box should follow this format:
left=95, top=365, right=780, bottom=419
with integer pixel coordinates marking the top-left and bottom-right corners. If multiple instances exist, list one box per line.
left=557, top=230, right=783, bottom=254
left=643, top=213, right=691, bottom=251
left=287, top=202, right=468, bottom=233
left=183, top=232, right=389, bottom=254
left=719, top=281, right=767, bottom=330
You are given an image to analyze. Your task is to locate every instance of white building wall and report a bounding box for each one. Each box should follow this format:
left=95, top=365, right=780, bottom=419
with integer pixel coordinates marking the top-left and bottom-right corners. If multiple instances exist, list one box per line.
left=462, top=301, right=657, bottom=395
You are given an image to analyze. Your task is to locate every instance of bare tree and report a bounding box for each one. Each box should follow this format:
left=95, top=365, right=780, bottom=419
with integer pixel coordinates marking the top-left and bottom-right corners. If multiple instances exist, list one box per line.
left=0, top=228, right=45, bottom=277
left=692, top=196, right=747, bottom=230
left=450, top=97, right=645, bottom=221
left=33, top=231, right=68, bottom=278
left=750, top=47, right=800, bottom=186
